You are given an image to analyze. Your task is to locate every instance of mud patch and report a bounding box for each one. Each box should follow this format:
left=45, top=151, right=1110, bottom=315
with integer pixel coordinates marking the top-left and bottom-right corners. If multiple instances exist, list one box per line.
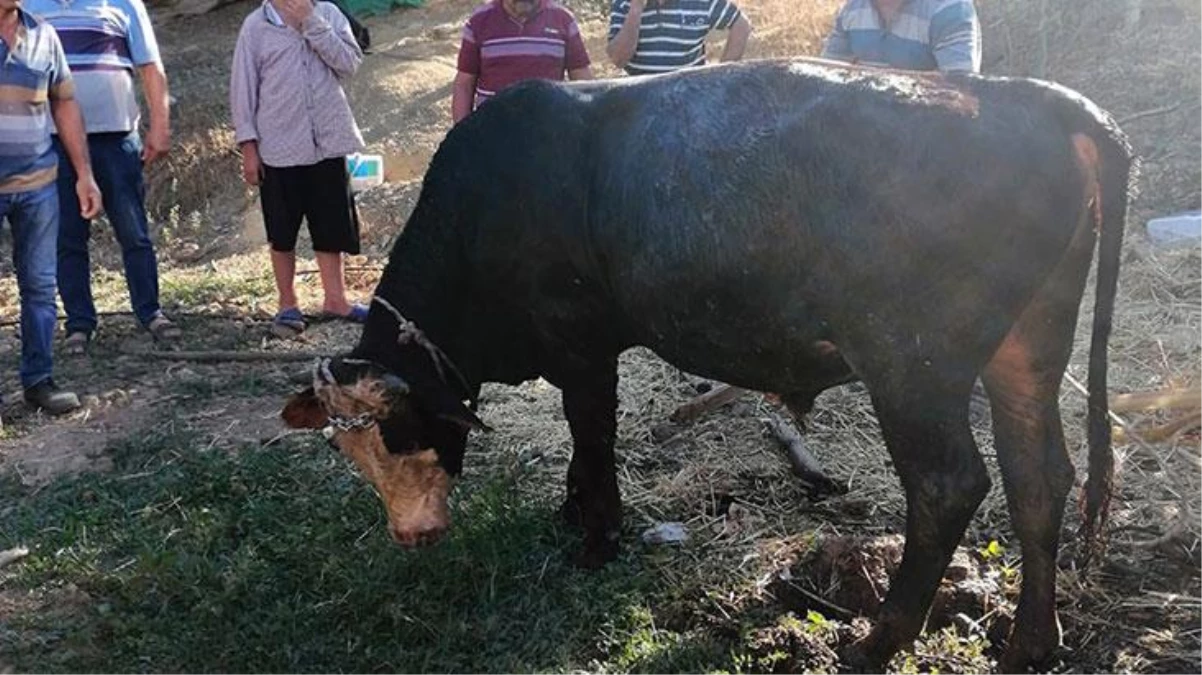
left=0, top=395, right=155, bottom=487
left=772, top=534, right=1007, bottom=631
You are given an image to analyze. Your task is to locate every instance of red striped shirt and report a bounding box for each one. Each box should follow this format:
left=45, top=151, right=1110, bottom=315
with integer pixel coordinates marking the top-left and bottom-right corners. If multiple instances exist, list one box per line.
left=457, top=0, right=590, bottom=107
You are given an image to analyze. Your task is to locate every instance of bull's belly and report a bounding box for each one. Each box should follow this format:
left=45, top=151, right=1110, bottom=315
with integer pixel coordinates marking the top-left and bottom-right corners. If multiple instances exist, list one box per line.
left=627, top=313, right=842, bottom=394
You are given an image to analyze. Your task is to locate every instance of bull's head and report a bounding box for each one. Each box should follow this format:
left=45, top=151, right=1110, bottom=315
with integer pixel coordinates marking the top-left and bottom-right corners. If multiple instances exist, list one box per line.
left=280, top=357, right=485, bottom=547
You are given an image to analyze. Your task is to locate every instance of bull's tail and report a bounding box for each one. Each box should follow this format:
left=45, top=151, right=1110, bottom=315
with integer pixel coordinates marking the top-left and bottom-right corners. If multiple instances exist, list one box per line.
left=1078, top=116, right=1135, bottom=565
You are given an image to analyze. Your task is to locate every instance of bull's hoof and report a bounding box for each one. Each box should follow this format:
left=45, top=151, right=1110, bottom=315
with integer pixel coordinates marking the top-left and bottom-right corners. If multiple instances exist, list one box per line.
left=837, top=627, right=901, bottom=674
left=998, top=642, right=1070, bottom=674
left=574, top=535, right=620, bottom=569
left=837, top=642, right=886, bottom=674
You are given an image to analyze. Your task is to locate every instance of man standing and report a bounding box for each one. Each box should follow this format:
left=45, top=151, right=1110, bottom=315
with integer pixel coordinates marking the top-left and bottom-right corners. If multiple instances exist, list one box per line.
left=821, top=0, right=981, bottom=73
left=231, top=0, right=369, bottom=339
left=607, top=0, right=752, bottom=76
left=28, top=0, right=180, bottom=354
left=0, top=0, right=101, bottom=413
left=452, top=0, right=593, bottom=124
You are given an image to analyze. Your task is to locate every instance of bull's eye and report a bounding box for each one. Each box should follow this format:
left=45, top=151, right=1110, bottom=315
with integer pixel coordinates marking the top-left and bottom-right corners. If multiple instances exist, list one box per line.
left=322, top=426, right=337, bottom=440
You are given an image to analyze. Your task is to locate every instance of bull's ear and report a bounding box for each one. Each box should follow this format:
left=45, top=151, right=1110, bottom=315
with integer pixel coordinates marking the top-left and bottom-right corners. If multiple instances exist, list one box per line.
left=381, top=373, right=410, bottom=397
left=282, top=387, right=329, bottom=429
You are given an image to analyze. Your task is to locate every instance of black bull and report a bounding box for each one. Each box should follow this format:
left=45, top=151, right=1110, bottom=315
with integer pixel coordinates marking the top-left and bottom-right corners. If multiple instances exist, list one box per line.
left=283, top=59, right=1133, bottom=670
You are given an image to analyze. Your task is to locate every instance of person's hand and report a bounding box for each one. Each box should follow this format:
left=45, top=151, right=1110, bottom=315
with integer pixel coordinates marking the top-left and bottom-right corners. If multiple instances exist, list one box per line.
left=76, top=174, right=102, bottom=219
left=276, top=0, right=314, bottom=29
left=142, top=123, right=171, bottom=165
left=241, top=142, right=263, bottom=186
left=630, top=0, right=647, bottom=9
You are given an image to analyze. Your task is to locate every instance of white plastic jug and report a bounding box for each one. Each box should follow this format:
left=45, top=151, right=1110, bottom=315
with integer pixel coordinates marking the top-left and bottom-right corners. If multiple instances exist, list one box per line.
left=1146, top=211, right=1201, bottom=248
left=347, top=154, right=385, bottom=194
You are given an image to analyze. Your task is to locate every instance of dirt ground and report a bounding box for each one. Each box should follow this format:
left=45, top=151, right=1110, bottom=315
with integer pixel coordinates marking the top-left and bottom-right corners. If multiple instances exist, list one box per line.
left=0, top=0, right=1198, bottom=671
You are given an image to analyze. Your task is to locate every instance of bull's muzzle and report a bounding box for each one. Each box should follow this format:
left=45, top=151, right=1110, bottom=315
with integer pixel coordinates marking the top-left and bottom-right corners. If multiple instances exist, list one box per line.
left=390, top=522, right=448, bottom=548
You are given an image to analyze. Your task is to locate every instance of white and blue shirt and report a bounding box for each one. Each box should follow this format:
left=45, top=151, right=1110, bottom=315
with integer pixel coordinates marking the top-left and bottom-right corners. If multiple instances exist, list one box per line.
left=608, top=0, right=742, bottom=76
left=26, top=0, right=162, bottom=134
left=821, top=0, right=981, bottom=73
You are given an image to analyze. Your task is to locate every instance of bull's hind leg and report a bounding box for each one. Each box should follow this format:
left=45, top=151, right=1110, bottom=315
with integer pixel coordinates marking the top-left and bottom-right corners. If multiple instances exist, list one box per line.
left=983, top=330, right=1075, bottom=672
left=851, top=369, right=990, bottom=668
left=983, top=226, right=1096, bottom=672
left=558, top=358, right=622, bottom=568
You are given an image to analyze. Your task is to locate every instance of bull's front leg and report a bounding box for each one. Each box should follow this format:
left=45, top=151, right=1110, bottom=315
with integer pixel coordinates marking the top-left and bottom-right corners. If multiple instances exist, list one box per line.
left=560, top=361, right=622, bottom=568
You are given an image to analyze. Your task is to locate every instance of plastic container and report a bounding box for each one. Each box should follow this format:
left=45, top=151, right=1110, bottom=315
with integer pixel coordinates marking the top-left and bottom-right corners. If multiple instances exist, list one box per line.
left=347, top=153, right=385, bottom=194
left=1146, top=210, right=1201, bottom=248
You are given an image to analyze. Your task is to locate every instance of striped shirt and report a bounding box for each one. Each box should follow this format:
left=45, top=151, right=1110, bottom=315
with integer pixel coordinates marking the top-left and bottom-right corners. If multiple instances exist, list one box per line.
left=230, top=1, right=365, bottom=168
left=821, top=0, right=980, bottom=73
left=26, top=0, right=160, bottom=134
left=0, top=10, right=75, bottom=194
left=608, top=0, right=742, bottom=76
left=457, top=0, right=590, bottom=107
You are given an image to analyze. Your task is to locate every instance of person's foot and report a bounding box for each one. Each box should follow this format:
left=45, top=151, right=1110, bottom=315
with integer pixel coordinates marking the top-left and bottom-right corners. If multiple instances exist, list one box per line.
left=24, top=379, right=81, bottom=416
left=270, top=307, right=307, bottom=339
left=63, top=331, right=91, bottom=356
left=320, top=302, right=369, bottom=323
left=147, top=313, right=182, bottom=342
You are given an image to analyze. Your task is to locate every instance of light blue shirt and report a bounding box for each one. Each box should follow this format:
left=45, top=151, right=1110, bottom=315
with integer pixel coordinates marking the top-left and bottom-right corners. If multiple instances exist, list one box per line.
left=821, top=0, right=981, bottom=73
left=26, top=0, right=162, bottom=134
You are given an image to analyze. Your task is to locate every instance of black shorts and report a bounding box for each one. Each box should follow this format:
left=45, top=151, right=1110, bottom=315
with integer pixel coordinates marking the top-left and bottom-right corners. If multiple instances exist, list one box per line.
left=260, top=157, right=361, bottom=254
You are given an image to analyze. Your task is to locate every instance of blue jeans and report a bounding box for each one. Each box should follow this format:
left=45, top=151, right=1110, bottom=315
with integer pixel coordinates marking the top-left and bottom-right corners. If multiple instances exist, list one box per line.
left=54, top=132, right=162, bottom=334
left=0, top=184, right=60, bottom=388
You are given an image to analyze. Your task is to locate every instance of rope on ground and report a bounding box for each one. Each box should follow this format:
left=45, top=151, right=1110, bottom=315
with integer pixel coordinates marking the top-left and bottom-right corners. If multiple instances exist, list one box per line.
left=121, top=349, right=323, bottom=363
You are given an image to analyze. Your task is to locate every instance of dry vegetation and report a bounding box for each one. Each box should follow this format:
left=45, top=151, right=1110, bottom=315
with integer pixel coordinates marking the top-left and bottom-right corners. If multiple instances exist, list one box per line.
left=0, top=0, right=1198, bottom=672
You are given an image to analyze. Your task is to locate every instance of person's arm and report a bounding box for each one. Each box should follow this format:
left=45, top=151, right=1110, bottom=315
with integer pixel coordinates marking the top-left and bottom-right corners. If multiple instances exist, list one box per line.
left=452, top=20, right=481, bottom=124
left=707, top=0, right=748, bottom=62
left=137, top=63, right=170, bottom=163
left=719, top=14, right=751, bottom=62
left=563, top=16, right=593, bottom=80
left=929, top=0, right=980, bottom=73
left=820, top=4, right=853, bottom=62
left=229, top=24, right=262, bottom=185
left=47, top=77, right=100, bottom=216
left=451, top=72, right=477, bottom=124
left=279, top=0, right=362, bottom=77
left=125, top=0, right=170, bottom=163
left=606, top=0, right=643, bottom=70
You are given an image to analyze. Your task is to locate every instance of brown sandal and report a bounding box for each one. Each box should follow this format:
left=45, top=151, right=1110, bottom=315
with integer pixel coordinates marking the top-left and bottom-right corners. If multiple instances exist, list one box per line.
left=63, top=331, right=91, bottom=356
left=148, top=314, right=182, bottom=342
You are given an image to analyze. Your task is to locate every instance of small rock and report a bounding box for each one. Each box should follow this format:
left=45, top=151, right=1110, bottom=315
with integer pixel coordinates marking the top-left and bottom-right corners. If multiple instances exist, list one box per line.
left=0, top=546, right=29, bottom=569
left=174, top=367, right=202, bottom=384
left=642, top=521, right=689, bottom=545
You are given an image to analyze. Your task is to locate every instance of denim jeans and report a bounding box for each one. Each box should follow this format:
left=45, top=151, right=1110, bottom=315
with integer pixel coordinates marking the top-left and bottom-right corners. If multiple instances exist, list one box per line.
left=0, top=183, right=59, bottom=388
left=54, top=131, right=162, bottom=334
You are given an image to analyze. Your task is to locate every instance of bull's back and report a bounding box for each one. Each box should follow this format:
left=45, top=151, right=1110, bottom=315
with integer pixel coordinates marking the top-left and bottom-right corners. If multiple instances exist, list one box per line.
left=577, top=62, right=1092, bottom=388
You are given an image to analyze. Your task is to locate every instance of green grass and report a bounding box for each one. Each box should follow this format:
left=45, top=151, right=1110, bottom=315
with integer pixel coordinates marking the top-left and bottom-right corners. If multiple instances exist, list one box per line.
left=160, top=272, right=275, bottom=309
left=0, top=427, right=749, bottom=673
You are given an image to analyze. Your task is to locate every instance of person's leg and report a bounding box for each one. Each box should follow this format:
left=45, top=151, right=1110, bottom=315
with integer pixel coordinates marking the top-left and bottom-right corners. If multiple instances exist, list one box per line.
left=11, top=184, right=79, bottom=414
left=53, top=137, right=98, bottom=342
left=95, top=132, right=173, bottom=335
left=260, top=163, right=307, bottom=336
left=314, top=250, right=350, bottom=315
left=305, top=157, right=363, bottom=319
left=272, top=248, right=299, bottom=310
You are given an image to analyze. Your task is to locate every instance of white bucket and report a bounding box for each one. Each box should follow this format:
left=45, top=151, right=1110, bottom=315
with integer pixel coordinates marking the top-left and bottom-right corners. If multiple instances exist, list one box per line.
left=347, top=154, right=385, bottom=194
left=1146, top=211, right=1201, bottom=248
